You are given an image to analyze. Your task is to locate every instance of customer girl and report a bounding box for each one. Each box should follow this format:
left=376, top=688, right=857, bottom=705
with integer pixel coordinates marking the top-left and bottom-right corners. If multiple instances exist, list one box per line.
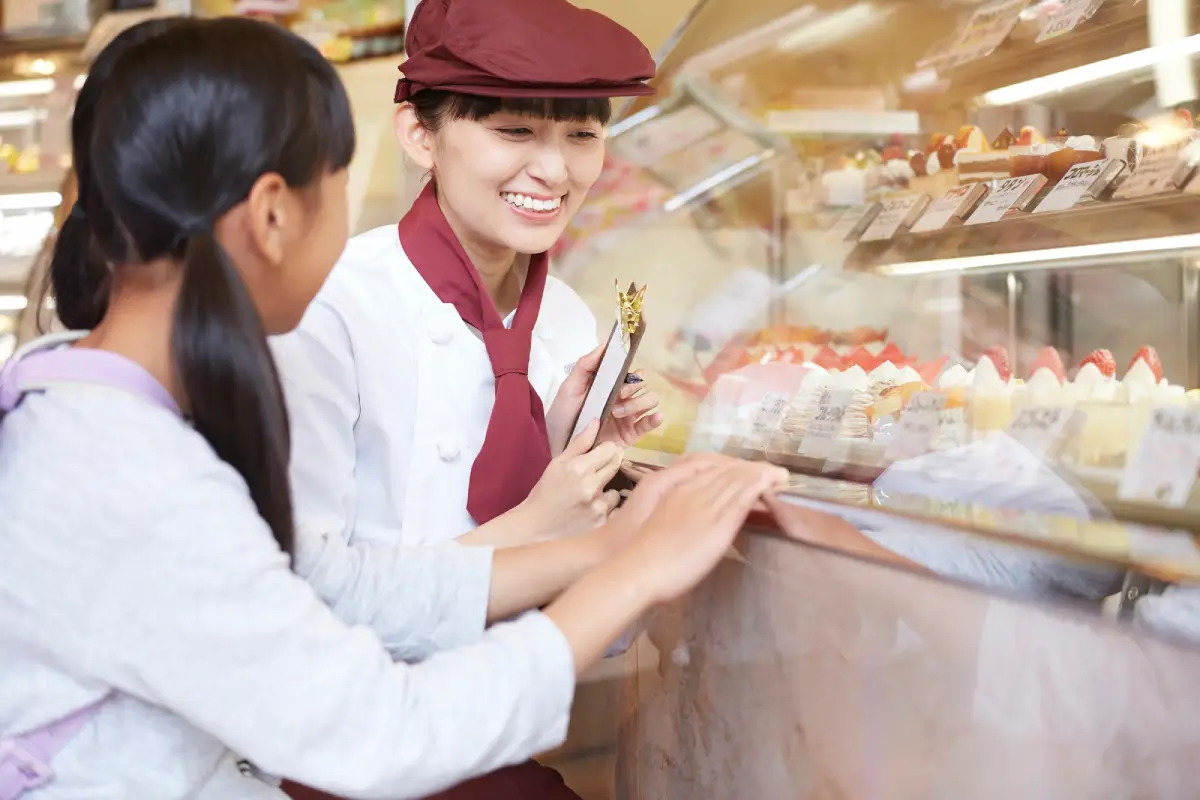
left=0, top=17, right=784, bottom=800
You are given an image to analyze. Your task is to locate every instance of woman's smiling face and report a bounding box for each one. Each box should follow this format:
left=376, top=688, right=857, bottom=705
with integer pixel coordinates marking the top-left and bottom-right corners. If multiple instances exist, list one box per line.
left=396, top=98, right=608, bottom=258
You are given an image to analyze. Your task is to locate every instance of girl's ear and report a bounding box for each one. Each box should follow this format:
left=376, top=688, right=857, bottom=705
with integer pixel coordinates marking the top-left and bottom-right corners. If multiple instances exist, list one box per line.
left=395, top=105, right=435, bottom=170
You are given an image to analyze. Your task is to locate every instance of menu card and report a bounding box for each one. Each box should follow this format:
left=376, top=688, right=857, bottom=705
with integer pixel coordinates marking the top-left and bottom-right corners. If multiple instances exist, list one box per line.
left=859, top=195, right=931, bottom=241
left=965, top=175, right=1047, bottom=225
left=910, top=184, right=990, bottom=232
left=1118, top=407, right=1200, bottom=507
left=1033, top=159, right=1125, bottom=213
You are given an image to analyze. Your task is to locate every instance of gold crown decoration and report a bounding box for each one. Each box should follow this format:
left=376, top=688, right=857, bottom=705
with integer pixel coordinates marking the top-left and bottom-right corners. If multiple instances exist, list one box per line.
left=616, top=280, right=646, bottom=336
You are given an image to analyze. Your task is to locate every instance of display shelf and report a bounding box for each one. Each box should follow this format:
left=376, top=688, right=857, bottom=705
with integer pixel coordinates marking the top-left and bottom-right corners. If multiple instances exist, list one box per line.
left=844, top=191, right=1200, bottom=274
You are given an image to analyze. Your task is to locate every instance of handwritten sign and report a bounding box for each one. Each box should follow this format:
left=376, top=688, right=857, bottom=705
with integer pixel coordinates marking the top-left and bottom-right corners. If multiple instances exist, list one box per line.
left=859, top=195, right=929, bottom=241
left=799, top=389, right=854, bottom=459
left=1005, top=405, right=1080, bottom=458
left=1118, top=407, right=1200, bottom=507
left=826, top=203, right=881, bottom=242
left=1116, top=140, right=1191, bottom=200
left=965, top=175, right=1046, bottom=225
left=1036, top=0, right=1103, bottom=42
left=885, top=391, right=947, bottom=461
left=1033, top=159, right=1123, bottom=213
left=944, top=0, right=1029, bottom=67
left=911, top=185, right=987, bottom=233
left=746, top=392, right=790, bottom=450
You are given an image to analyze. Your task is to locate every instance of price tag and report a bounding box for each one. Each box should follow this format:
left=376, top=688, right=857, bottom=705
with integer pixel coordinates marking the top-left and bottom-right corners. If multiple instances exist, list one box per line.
left=944, top=0, right=1029, bottom=67
left=1036, top=0, right=1103, bottom=42
left=1005, top=405, right=1080, bottom=458
left=799, top=389, right=854, bottom=459
left=935, top=406, right=970, bottom=449
left=1033, top=159, right=1122, bottom=213
left=826, top=203, right=881, bottom=241
left=1118, top=407, right=1200, bottom=507
left=910, top=185, right=983, bottom=233
left=745, top=392, right=790, bottom=450
left=1116, top=140, right=1191, bottom=199
left=859, top=195, right=929, bottom=241
left=885, top=391, right=946, bottom=461
left=965, top=175, right=1044, bottom=225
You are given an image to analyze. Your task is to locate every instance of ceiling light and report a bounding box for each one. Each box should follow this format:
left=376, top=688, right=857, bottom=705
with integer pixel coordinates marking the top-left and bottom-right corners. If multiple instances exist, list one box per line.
left=0, top=192, right=62, bottom=212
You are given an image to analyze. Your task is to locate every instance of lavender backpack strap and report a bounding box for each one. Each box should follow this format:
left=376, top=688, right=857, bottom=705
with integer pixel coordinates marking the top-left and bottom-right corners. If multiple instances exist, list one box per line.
left=0, top=347, right=180, bottom=417
left=0, top=701, right=106, bottom=799
left=0, top=346, right=179, bottom=799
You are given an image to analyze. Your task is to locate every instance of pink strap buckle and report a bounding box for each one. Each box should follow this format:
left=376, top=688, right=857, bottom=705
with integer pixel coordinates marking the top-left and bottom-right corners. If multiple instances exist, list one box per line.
left=0, top=737, right=54, bottom=793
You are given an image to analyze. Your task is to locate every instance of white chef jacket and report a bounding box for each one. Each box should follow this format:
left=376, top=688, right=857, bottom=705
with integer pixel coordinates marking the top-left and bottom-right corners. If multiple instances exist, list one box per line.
left=272, top=224, right=599, bottom=548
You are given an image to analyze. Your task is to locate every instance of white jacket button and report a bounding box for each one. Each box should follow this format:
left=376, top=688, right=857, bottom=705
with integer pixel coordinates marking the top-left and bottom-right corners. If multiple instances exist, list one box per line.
left=427, top=320, right=453, bottom=345
left=437, top=439, right=461, bottom=462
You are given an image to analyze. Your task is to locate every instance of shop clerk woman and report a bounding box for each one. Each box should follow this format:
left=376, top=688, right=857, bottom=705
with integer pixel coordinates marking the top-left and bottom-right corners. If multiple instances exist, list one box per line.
left=271, top=0, right=663, bottom=556
left=269, top=2, right=664, bottom=797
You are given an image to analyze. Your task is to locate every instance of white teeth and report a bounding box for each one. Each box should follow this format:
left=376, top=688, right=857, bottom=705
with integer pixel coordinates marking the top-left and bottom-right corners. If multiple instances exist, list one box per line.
left=502, top=192, right=562, bottom=212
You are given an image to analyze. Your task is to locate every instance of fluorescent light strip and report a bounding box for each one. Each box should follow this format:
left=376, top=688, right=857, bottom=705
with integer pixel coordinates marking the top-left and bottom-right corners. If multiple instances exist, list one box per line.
left=980, top=34, right=1200, bottom=105
left=0, top=295, right=29, bottom=312
left=0, top=78, right=54, bottom=99
left=0, top=192, right=62, bottom=212
left=876, top=234, right=1200, bottom=276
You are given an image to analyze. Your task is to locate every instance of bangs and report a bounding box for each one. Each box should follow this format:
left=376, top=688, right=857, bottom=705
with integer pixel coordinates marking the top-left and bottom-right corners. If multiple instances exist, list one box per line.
left=414, top=90, right=612, bottom=126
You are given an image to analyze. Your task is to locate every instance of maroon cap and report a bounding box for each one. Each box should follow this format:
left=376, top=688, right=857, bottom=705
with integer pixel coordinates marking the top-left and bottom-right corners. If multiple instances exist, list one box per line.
left=395, top=0, right=656, bottom=103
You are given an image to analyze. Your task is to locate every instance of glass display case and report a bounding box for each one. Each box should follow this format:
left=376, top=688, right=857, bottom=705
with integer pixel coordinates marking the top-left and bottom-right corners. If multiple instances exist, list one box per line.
left=552, top=0, right=1200, bottom=793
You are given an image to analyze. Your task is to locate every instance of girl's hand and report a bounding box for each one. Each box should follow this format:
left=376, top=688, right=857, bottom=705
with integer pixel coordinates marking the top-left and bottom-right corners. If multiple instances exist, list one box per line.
left=617, top=460, right=788, bottom=604
left=518, top=421, right=623, bottom=541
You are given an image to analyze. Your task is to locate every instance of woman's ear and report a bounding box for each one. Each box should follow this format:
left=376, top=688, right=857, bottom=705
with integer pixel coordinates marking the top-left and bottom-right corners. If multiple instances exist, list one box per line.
left=395, top=105, right=435, bottom=170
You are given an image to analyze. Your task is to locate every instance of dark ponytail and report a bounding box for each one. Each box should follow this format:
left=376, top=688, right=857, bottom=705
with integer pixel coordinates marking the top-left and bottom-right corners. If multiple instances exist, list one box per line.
left=79, top=18, right=355, bottom=558
left=174, top=233, right=294, bottom=555
left=47, top=17, right=189, bottom=330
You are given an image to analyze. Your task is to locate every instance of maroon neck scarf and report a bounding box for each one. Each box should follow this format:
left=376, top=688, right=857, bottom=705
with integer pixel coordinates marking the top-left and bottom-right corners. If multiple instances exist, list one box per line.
left=398, top=183, right=552, bottom=523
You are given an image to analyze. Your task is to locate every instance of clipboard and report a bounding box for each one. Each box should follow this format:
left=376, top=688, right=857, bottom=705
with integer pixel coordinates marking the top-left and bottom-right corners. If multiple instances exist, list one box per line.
left=570, top=282, right=646, bottom=442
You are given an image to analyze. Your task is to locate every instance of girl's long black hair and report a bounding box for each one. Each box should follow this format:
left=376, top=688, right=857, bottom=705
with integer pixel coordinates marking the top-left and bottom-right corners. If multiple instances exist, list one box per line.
left=53, top=17, right=355, bottom=558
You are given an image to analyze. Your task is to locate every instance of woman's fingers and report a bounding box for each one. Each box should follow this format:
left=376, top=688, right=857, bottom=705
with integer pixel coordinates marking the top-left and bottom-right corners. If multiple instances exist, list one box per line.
left=612, top=389, right=658, bottom=419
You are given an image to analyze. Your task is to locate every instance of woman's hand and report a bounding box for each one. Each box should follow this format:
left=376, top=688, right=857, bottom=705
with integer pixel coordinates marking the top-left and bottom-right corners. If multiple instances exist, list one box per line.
left=544, top=346, right=664, bottom=455
left=517, top=421, right=624, bottom=541
left=600, top=370, right=663, bottom=447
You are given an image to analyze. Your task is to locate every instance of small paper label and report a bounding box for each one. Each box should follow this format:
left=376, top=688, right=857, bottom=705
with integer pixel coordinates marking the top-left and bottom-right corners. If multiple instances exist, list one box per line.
left=934, top=406, right=970, bottom=449
left=799, top=389, right=854, bottom=459
left=885, top=391, right=947, bottom=461
left=1036, top=0, right=1102, bottom=42
left=1034, top=159, right=1120, bottom=213
left=859, top=195, right=927, bottom=241
left=1118, top=407, right=1200, bottom=507
left=746, top=392, right=790, bottom=450
left=965, top=175, right=1044, bottom=225
left=944, top=0, right=1030, bottom=67
left=1005, top=405, right=1079, bottom=458
left=825, top=204, right=878, bottom=241
left=910, top=185, right=980, bottom=233
left=1116, top=140, right=1190, bottom=199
